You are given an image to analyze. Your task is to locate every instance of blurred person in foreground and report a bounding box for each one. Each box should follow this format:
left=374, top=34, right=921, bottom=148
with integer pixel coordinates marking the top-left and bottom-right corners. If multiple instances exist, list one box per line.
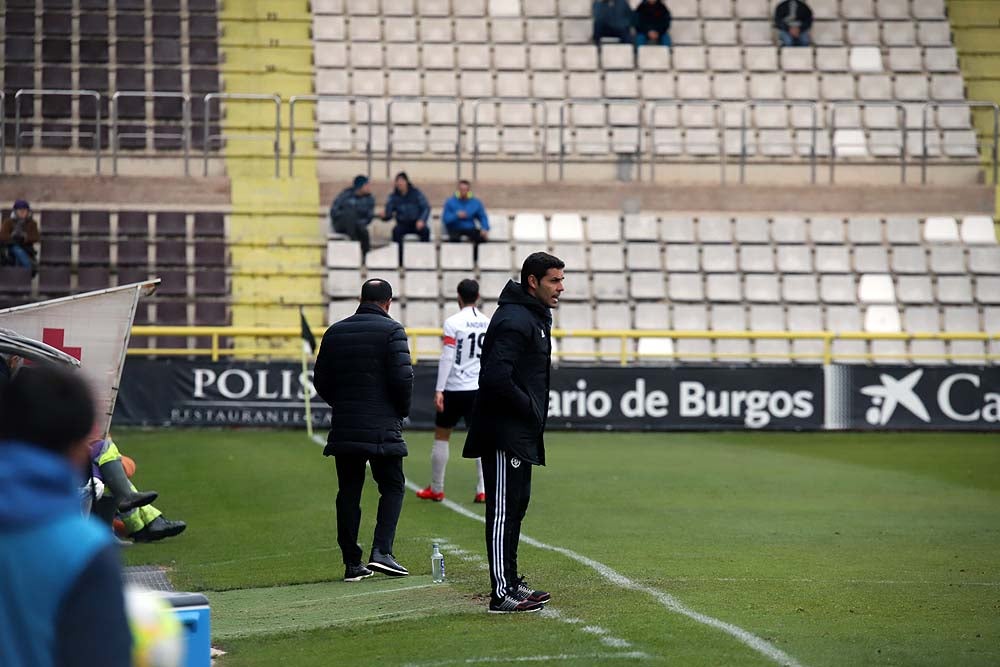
left=464, top=252, right=564, bottom=614
left=0, top=365, right=131, bottom=667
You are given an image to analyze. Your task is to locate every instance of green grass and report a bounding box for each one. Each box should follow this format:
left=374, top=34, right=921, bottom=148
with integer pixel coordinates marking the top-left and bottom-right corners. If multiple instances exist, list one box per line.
left=117, top=428, right=1000, bottom=666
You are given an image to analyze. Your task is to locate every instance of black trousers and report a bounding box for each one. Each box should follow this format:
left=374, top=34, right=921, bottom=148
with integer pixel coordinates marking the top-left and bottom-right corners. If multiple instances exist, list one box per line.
left=482, top=448, right=532, bottom=600
left=334, top=453, right=405, bottom=565
left=447, top=228, right=486, bottom=262
left=332, top=217, right=371, bottom=255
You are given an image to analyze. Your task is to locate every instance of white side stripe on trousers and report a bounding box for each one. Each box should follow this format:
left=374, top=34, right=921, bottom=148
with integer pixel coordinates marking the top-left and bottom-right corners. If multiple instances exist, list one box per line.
left=491, top=449, right=507, bottom=598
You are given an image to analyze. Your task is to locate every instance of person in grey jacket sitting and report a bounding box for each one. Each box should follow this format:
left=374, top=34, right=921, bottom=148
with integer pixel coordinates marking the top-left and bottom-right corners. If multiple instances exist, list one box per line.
left=330, top=175, right=376, bottom=256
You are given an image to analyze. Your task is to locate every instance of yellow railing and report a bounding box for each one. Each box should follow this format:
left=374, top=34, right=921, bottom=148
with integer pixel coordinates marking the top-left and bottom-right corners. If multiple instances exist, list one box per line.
left=128, top=326, right=1000, bottom=365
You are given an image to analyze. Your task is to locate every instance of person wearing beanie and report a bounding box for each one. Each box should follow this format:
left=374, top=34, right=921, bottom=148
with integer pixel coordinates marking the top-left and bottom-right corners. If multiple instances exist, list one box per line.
left=383, top=172, right=431, bottom=264
left=1, top=200, right=40, bottom=273
left=330, top=176, right=376, bottom=256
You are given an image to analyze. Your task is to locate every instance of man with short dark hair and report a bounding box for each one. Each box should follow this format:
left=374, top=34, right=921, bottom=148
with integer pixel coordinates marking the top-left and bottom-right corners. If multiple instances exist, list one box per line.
left=464, top=252, right=564, bottom=613
left=314, top=279, right=414, bottom=582
left=0, top=365, right=131, bottom=667
left=330, top=175, right=376, bottom=256
left=415, top=279, right=490, bottom=504
left=442, top=180, right=490, bottom=261
left=774, top=0, right=813, bottom=47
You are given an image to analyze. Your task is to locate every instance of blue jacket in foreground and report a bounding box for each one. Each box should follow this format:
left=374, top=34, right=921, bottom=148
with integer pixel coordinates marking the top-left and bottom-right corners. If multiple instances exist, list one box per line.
left=441, top=194, right=490, bottom=233
left=0, top=442, right=131, bottom=667
left=384, top=186, right=431, bottom=225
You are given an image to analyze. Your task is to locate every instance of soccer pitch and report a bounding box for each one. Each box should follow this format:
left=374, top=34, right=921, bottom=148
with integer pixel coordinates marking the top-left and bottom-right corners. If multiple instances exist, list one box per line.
left=117, top=428, right=1000, bottom=667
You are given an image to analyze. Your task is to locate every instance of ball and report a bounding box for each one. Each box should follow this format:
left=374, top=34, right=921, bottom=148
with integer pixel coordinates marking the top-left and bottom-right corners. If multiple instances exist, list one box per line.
left=125, top=586, right=184, bottom=667
left=122, top=456, right=136, bottom=478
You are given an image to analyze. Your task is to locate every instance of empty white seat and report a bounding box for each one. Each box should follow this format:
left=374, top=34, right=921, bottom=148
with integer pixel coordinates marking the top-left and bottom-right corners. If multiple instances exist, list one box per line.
left=843, top=0, right=876, bottom=18
left=420, top=18, right=453, bottom=42
left=931, top=74, right=965, bottom=100
left=865, top=304, right=902, bottom=335
left=387, top=43, right=419, bottom=68
left=665, top=244, right=700, bottom=271
left=491, top=17, right=525, bottom=42
left=568, top=72, right=602, bottom=98
left=402, top=271, right=439, bottom=298
left=771, top=216, right=807, bottom=243
left=455, top=0, right=487, bottom=15
left=704, top=20, right=738, bottom=45
left=316, top=43, right=348, bottom=68
left=351, top=70, right=386, bottom=96
left=562, top=17, right=593, bottom=43
left=477, top=243, right=512, bottom=270
left=743, top=47, right=777, bottom=72
left=604, top=71, right=639, bottom=97
left=776, top=245, right=813, bottom=272
left=812, top=20, right=845, bottom=45
left=697, top=216, right=732, bottom=243
left=623, top=215, right=659, bottom=241
left=592, top=272, right=628, bottom=300
left=530, top=45, right=563, bottom=70
left=897, top=275, right=934, bottom=304
left=527, top=18, right=561, bottom=42
left=489, top=0, right=520, bottom=16
left=590, top=244, right=625, bottom=271
left=937, top=276, right=974, bottom=304
left=888, top=47, right=922, bottom=72
left=891, top=246, right=928, bottom=274
left=780, top=48, right=813, bottom=72
left=625, top=243, right=662, bottom=271
left=558, top=0, right=591, bottom=16
left=924, top=216, right=960, bottom=243
left=815, top=246, right=851, bottom=273
left=388, top=70, right=421, bottom=96
left=349, top=16, right=382, bottom=40
left=350, top=43, right=384, bottom=68
left=386, top=18, right=418, bottom=41
left=816, top=47, right=849, bottom=71
left=497, top=72, right=530, bottom=97
left=402, top=243, right=436, bottom=270
left=846, top=20, right=880, bottom=45
left=784, top=275, right=820, bottom=303
left=585, top=214, right=623, bottom=243
left=749, top=73, right=783, bottom=99
left=525, top=0, right=556, bottom=16
left=918, top=20, right=952, bottom=45
left=635, top=302, right=669, bottom=329
left=548, top=213, right=584, bottom=242
left=669, top=274, right=704, bottom=301
left=859, top=74, right=893, bottom=99
left=821, top=274, right=856, bottom=303
left=601, top=43, right=634, bottom=69
left=494, top=44, right=528, bottom=70
left=661, top=217, right=695, bottom=243
left=455, top=17, right=489, bottom=41
left=702, top=245, right=737, bottom=271
left=739, top=20, right=773, bottom=45
left=739, top=245, right=775, bottom=272
left=809, top=217, right=845, bottom=243
left=976, top=277, right=1000, bottom=304
left=513, top=213, right=548, bottom=241
left=712, top=73, right=748, bottom=99
left=745, top=274, right=781, bottom=302
left=833, top=129, right=869, bottom=157
left=327, top=240, right=363, bottom=269
left=959, top=216, right=997, bottom=245
left=855, top=246, right=891, bottom=273
left=706, top=274, right=741, bottom=302
left=821, top=73, right=856, bottom=99
left=925, top=47, right=959, bottom=72
left=637, top=337, right=676, bottom=360
left=858, top=273, right=896, bottom=303
left=707, top=46, right=741, bottom=71
left=969, top=247, right=1000, bottom=274
left=479, top=272, right=515, bottom=299
left=850, top=46, right=883, bottom=72
left=941, top=129, right=980, bottom=157
left=929, top=245, right=966, bottom=274
left=630, top=274, right=667, bottom=300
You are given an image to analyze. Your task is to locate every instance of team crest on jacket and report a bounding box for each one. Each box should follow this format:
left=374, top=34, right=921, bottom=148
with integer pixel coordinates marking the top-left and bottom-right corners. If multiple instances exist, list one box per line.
left=539, top=329, right=546, bottom=339
left=510, top=457, right=521, bottom=468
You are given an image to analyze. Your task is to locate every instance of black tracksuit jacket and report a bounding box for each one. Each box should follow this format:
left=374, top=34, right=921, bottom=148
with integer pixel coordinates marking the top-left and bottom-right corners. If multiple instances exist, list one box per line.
left=464, top=280, right=552, bottom=466
left=314, top=303, right=414, bottom=457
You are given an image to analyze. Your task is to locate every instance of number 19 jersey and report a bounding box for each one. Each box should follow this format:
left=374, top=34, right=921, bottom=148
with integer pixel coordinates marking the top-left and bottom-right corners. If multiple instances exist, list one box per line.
left=440, top=306, right=491, bottom=392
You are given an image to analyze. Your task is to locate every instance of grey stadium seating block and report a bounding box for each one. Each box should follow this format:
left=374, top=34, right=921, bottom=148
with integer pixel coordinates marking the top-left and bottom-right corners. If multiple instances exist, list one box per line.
left=783, top=275, right=819, bottom=303
left=734, top=217, right=770, bottom=243
left=854, top=246, right=890, bottom=273
left=706, top=274, right=741, bottom=302
left=665, top=244, right=700, bottom=272
left=697, top=216, right=733, bottom=243
left=820, top=274, right=856, bottom=303
left=929, top=246, right=966, bottom=274
left=590, top=245, right=625, bottom=271
left=660, top=217, right=696, bottom=243
left=635, top=303, right=669, bottom=329
left=738, top=245, right=775, bottom=272
left=886, top=216, right=922, bottom=244
left=976, top=277, right=1000, bottom=305
left=701, top=245, right=736, bottom=272
left=891, top=246, right=929, bottom=274
left=776, top=245, right=813, bottom=273
left=745, top=274, right=781, bottom=302
left=630, top=274, right=667, bottom=300
left=592, top=272, right=628, bottom=300
left=937, top=276, right=974, bottom=304
left=904, top=306, right=942, bottom=332
left=847, top=217, right=883, bottom=244
left=672, top=304, right=708, bottom=330
left=771, top=216, right=807, bottom=243
left=815, top=246, right=851, bottom=273
left=969, top=247, right=1000, bottom=274
left=625, top=243, right=662, bottom=271
left=897, top=276, right=934, bottom=304
left=809, top=217, right=845, bottom=244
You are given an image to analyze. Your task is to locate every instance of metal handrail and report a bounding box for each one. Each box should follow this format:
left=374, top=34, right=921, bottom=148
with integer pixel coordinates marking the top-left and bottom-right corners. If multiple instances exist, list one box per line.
left=127, top=325, right=1000, bottom=366
left=202, top=93, right=282, bottom=178
left=828, top=100, right=907, bottom=184
left=14, top=89, right=101, bottom=173
left=471, top=97, right=554, bottom=181
left=0, top=91, right=5, bottom=173
left=111, top=91, right=191, bottom=176
left=387, top=96, right=462, bottom=179
left=567, top=97, right=644, bottom=182
left=288, top=95, right=373, bottom=177
left=740, top=100, right=820, bottom=184
left=921, top=100, right=1000, bottom=185
left=647, top=99, right=725, bottom=183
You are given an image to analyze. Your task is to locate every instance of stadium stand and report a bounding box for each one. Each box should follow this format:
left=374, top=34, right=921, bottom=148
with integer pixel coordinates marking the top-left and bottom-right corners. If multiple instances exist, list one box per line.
left=308, top=0, right=985, bottom=179
left=326, top=211, right=999, bottom=364
left=1, top=0, right=221, bottom=155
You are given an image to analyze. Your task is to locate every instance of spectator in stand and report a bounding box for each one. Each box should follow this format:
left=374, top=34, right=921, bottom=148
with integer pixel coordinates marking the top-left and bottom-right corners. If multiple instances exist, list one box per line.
left=634, top=0, right=672, bottom=48
left=442, top=180, right=490, bottom=261
left=383, top=172, right=431, bottom=264
left=593, top=0, right=634, bottom=46
left=774, top=0, right=813, bottom=47
left=330, top=175, right=376, bottom=257
left=1, top=200, right=40, bottom=274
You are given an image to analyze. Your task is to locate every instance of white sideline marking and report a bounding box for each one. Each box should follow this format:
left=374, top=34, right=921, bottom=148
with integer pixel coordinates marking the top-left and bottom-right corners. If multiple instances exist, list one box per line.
left=403, top=652, right=650, bottom=666
left=666, top=576, right=1000, bottom=588
left=434, top=539, right=640, bottom=654
left=406, top=480, right=805, bottom=667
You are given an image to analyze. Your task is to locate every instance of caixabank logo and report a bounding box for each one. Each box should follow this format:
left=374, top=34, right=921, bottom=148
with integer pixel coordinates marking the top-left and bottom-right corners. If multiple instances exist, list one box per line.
left=828, top=365, right=1000, bottom=430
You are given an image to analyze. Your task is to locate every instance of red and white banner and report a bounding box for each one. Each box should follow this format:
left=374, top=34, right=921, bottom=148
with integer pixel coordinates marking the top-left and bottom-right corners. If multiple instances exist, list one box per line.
left=0, top=282, right=156, bottom=438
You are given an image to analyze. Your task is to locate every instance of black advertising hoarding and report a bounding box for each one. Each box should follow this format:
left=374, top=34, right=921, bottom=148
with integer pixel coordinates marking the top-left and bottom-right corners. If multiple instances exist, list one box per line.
left=113, top=360, right=825, bottom=431
left=825, top=365, right=1000, bottom=430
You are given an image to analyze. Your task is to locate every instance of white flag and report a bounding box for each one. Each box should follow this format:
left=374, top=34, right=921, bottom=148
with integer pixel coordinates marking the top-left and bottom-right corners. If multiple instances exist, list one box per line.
left=0, top=282, right=156, bottom=438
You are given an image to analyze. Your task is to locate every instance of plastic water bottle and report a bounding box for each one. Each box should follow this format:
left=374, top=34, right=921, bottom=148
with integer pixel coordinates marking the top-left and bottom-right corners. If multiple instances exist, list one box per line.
left=431, top=543, right=445, bottom=583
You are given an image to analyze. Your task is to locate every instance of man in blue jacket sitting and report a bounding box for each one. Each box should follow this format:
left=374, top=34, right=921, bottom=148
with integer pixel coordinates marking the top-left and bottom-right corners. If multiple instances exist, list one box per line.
left=442, top=179, right=490, bottom=261
left=0, top=365, right=131, bottom=667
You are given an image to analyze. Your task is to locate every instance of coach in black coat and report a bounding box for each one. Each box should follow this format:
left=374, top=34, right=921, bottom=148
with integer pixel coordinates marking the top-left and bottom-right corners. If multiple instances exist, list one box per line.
left=464, top=252, right=565, bottom=611
left=314, top=278, right=414, bottom=580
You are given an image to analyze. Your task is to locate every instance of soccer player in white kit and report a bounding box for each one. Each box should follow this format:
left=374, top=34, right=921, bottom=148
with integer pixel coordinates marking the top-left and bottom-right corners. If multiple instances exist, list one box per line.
left=415, top=279, right=490, bottom=503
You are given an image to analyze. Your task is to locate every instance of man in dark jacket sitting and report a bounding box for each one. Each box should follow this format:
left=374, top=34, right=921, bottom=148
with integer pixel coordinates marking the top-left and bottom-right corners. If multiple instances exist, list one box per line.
left=634, top=0, right=672, bottom=47
left=593, top=0, right=633, bottom=45
left=330, top=175, right=376, bottom=256
left=383, top=172, right=431, bottom=265
left=464, top=252, right=564, bottom=614
left=314, top=278, right=415, bottom=581
left=774, top=0, right=813, bottom=47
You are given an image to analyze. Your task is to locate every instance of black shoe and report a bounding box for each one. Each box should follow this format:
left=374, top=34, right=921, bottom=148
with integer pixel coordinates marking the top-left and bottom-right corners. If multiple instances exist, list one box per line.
left=344, top=564, right=374, bottom=582
left=117, top=490, right=158, bottom=513
left=131, top=516, right=186, bottom=543
left=514, top=576, right=551, bottom=604
left=367, top=549, right=409, bottom=577
left=488, top=593, right=544, bottom=614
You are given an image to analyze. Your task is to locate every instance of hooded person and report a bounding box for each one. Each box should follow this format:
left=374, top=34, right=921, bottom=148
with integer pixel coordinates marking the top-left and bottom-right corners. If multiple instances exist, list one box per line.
left=330, top=175, right=376, bottom=256
left=383, top=172, right=431, bottom=264
left=0, top=365, right=132, bottom=667
left=1, top=200, right=40, bottom=273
